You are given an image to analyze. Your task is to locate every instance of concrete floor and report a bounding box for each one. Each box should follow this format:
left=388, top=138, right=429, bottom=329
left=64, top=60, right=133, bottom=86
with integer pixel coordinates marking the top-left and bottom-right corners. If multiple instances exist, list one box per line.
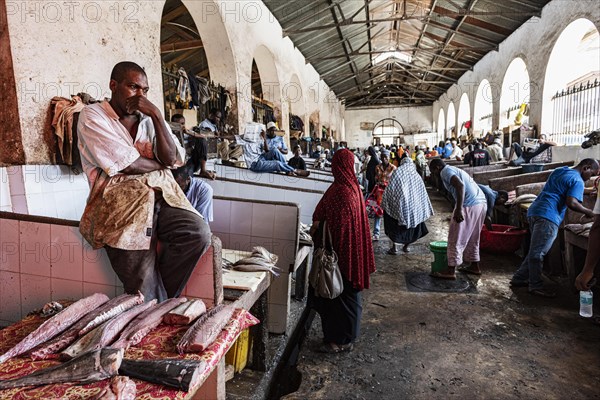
left=282, top=190, right=600, bottom=400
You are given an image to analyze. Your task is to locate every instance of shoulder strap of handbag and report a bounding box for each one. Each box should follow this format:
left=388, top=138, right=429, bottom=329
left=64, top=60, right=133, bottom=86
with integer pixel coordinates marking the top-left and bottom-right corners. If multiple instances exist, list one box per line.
left=322, top=220, right=333, bottom=250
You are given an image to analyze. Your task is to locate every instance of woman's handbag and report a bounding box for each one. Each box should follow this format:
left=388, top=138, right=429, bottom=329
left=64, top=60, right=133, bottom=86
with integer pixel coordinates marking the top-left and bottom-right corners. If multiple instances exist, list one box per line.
left=309, top=221, right=344, bottom=299
left=365, top=184, right=385, bottom=218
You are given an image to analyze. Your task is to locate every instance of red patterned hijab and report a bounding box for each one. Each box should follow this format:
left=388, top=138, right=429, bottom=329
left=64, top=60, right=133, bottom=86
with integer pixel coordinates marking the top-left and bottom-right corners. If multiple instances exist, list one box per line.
left=313, top=149, right=376, bottom=290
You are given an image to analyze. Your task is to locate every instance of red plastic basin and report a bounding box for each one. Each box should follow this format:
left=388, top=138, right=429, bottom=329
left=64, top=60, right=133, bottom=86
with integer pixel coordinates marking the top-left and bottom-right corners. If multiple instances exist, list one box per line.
left=480, top=224, right=527, bottom=253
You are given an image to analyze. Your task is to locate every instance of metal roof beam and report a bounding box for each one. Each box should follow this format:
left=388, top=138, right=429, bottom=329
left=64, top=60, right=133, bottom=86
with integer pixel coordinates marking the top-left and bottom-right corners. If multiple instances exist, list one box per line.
left=432, top=5, right=512, bottom=36
left=304, top=25, right=373, bottom=59
left=161, top=5, right=187, bottom=23
left=426, top=20, right=497, bottom=45
left=310, top=46, right=494, bottom=62
left=283, top=8, right=539, bottom=35
left=160, top=40, right=204, bottom=54
left=279, top=2, right=338, bottom=33
left=327, top=0, right=362, bottom=91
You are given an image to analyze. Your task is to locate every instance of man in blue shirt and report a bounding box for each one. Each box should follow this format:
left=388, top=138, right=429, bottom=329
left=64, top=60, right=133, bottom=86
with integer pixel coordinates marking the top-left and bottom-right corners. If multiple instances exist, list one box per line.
left=265, top=121, right=288, bottom=154
left=429, top=159, right=487, bottom=279
left=442, top=140, right=453, bottom=159
left=511, top=159, right=599, bottom=297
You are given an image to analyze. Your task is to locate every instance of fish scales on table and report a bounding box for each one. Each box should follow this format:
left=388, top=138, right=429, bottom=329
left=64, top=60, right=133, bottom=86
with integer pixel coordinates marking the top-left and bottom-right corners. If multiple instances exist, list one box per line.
left=163, top=299, right=206, bottom=325
left=93, top=376, right=137, bottom=400
left=0, top=348, right=123, bottom=390
left=177, top=304, right=235, bottom=354
left=60, top=300, right=157, bottom=361
left=111, top=297, right=187, bottom=350
left=0, top=292, right=110, bottom=365
left=30, top=292, right=145, bottom=360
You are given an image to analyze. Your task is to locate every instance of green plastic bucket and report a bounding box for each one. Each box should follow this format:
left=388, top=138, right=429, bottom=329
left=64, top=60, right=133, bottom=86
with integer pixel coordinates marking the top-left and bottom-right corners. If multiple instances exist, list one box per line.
left=430, top=241, right=448, bottom=273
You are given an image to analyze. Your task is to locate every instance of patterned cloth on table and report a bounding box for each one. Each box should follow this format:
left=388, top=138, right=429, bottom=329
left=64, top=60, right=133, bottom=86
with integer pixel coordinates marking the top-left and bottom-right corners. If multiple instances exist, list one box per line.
left=0, top=309, right=259, bottom=400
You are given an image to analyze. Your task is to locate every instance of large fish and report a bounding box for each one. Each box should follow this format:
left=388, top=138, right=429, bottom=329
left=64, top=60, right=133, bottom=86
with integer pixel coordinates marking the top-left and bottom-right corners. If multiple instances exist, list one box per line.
left=30, top=293, right=145, bottom=360
left=231, top=246, right=281, bottom=276
left=60, top=300, right=156, bottom=361
left=163, top=299, right=206, bottom=325
left=0, top=293, right=109, bottom=365
left=0, top=348, right=123, bottom=389
left=177, top=304, right=235, bottom=354
left=119, top=358, right=207, bottom=392
left=111, top=297, right=187, bottom=350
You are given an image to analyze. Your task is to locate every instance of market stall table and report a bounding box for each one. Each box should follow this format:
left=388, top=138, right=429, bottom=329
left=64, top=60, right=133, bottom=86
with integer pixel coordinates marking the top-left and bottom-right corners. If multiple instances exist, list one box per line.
left=0, top=307, right=258, bottom=399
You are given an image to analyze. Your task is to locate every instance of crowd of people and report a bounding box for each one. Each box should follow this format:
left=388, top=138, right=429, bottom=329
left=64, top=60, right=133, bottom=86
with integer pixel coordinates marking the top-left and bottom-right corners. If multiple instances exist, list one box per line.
left=76, top=61, right=599, bottom=357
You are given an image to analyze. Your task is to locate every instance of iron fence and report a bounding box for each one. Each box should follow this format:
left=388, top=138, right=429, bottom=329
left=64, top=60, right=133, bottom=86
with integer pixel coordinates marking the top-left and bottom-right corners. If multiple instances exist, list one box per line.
left=551, top=79, right=600, bottom=145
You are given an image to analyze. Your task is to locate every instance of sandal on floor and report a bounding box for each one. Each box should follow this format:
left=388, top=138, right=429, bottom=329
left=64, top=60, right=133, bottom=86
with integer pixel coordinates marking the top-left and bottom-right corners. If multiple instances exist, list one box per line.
left=387, top=248, right=399, bottom=255
left=528, top=288, right=556, bottom=298
left=317, top=343, right=354, bottom=354
left=430, top=271, right=456, bottom=280
left=509, top=280, right=528, bottom=288
left=457, top=266, right=482, bottom=276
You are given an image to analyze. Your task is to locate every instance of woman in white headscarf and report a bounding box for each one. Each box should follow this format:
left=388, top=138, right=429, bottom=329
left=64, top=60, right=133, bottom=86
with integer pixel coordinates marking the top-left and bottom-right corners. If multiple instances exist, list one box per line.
left=381, top=157, right=434, bottom=254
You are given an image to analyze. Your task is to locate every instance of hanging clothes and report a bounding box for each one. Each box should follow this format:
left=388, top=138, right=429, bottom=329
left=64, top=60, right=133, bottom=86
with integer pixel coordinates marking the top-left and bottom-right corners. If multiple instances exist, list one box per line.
left=51, top=95, right=86, bottom=166
left=187, top=70, right=200, bottom=107
left=177, top=68, right=189, bottom=102
left=196, top=76, right=211, bottom=105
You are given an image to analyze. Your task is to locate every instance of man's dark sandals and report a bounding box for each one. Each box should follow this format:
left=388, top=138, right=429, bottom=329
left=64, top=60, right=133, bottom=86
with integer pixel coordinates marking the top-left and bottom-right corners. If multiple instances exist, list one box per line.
left=430, top=271, right=456, bottom=280
left=528, top=288, right=557, bottom=298
left=317, top=343, right=354, bottom=354
left=509, top=280, right=528, bottom=288
left=457, top=266, right=482, bottom=276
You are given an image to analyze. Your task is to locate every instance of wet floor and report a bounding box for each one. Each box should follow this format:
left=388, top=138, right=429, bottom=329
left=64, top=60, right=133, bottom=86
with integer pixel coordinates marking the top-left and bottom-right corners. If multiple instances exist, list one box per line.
left=282, top=189, right=600, bottom=400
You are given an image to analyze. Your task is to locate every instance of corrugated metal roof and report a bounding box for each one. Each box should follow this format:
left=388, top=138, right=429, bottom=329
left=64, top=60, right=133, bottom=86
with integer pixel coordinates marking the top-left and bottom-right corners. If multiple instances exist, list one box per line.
left=264, top=0, right=552, bottom=108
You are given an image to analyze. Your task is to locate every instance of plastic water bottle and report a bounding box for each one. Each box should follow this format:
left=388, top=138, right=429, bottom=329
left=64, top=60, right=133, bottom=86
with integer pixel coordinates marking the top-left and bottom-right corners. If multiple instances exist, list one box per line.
left=579, top=290, right=593, bottom=317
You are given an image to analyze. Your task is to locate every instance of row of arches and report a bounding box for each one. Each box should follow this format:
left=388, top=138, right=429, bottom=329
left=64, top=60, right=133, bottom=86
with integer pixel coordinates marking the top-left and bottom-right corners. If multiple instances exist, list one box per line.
left=435, top=18, right=599, bottom=144
left=159, top=0, right=342, bottom=138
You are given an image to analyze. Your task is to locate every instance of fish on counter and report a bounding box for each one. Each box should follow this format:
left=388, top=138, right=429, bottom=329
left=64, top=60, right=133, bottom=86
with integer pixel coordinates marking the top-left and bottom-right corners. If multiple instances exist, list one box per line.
left=61, top=300, right=157, bottom=361
left=231, top=246, right=281, bottom=276
left=92, top=376, right=137, bottom=400
left=177, top=304, right=235, bottom=354
left=0, top=348, right=123, bottom=390
left=119, top=358, right=207, bottom=392
left=30, top=292, right=145, bottom=360
left=163, top=299, right=206, bottom=326
left=0, top=293, right=110, bottom=365
left=111, top=297, right=187, bottom=351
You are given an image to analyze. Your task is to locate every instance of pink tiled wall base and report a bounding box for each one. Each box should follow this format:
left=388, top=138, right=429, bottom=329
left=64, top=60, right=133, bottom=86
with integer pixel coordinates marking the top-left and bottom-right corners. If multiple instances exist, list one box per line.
left=0, top=217, right=218, bottom=326
left=181, top=245, right=216, bottom=308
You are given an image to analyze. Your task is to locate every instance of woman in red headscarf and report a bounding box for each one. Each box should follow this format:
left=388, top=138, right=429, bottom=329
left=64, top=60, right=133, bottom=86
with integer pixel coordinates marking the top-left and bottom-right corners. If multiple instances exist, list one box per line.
left=310, top=149, right=376, bottom=353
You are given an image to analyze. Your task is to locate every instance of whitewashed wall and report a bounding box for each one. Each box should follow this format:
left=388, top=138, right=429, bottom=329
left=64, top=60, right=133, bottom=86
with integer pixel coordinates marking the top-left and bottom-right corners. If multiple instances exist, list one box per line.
left=344, top=106, right=433, bottom=149
left=4, top=0, right=345, bottom=218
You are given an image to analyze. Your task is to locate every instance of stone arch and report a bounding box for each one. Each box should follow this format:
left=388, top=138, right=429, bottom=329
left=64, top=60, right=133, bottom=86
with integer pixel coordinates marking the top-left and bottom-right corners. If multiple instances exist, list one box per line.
left=437, top=108, right=446, bottom=142
left=473, top=79, right=494, bottom=135
left=181, top=0, right=237, bottom=88
left=286, top=73, right=308, bottom=135
left=447, top=102, right=456, bottom=137
left=541, top=18, right=599, bottom=142
left=251, top=45, right=283, bottom=126
left=457, top=92, right=471, bottom=135
left=499, top=57, right=530, bottom=129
